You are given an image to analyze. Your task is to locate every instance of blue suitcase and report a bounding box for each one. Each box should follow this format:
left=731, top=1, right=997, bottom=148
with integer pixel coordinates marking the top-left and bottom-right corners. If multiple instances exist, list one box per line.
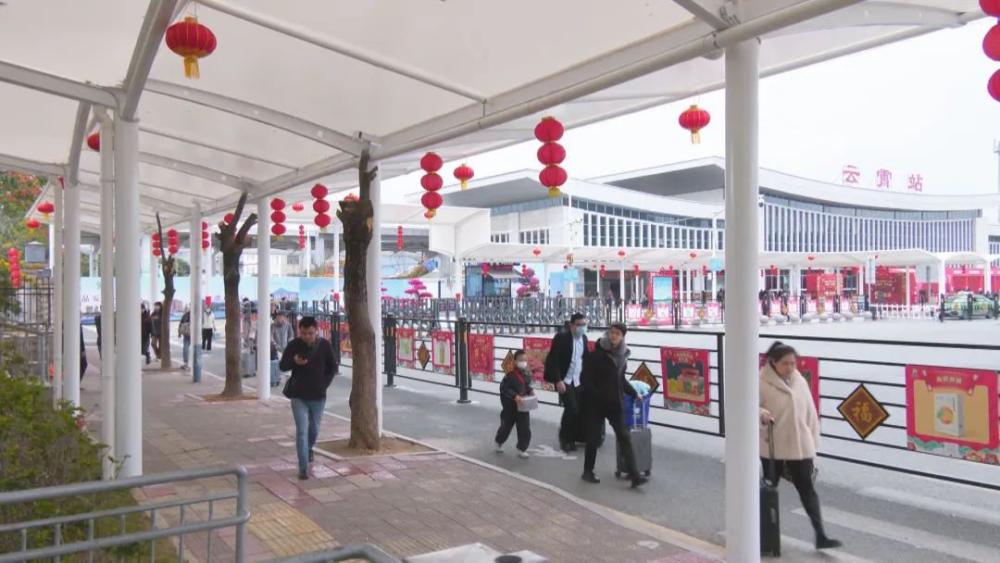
left=270, top=359, right=281, bottom=387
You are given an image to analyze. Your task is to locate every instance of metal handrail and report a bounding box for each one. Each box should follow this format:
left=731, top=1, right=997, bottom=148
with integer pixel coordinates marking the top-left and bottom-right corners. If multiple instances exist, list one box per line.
left=0, top=465, right=250, bottom=562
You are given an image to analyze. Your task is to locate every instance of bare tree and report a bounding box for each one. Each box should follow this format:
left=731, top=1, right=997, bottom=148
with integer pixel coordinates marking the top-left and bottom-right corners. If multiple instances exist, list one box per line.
left=155, top=213, right=175, bottom=369
left=217, top=192, right=257, bottom=397
left=337, top=150, right=380, bottom=450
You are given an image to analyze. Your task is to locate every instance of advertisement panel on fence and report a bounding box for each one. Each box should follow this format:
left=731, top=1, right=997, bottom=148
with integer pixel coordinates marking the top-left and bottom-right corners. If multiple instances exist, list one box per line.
left=654, top=302, right=672, bottom=323
left=468, top=333, right=495, bottom=381
left=339, top=322, right=352, bottom=358
left=661, top=347, right=711, bottom=416
left=431, top=331, right=454, bottom=375
left=906, top=365, right=999, bottom=465
left=705, top=302, right=721, bottom=323
left=396, top=327, right=415, bottom=369
left=681, top=303, right=697, bottom=321
left=625, top=304, right=642, bottom=323
left=758, top=354, right=821, bottom=411
left=522, top=337, right=552, bottom=389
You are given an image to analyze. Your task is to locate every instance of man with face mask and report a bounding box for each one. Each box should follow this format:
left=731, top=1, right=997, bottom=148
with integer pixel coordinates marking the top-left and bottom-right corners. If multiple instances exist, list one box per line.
left=544, top=312, right=590, bottom=452
left=494, top=350, right=535, bottom=457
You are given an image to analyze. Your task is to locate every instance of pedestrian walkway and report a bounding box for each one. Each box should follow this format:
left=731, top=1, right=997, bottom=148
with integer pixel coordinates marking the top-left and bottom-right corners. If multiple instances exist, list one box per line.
left=77, top=350, right=720, bottom=562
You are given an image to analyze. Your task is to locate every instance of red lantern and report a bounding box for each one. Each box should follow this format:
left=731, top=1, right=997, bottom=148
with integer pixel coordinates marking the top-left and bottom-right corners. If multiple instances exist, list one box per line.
left=271, top=224, right=286, bottom=236
left=421, top=191, right=443, bottom=218
left=270, top=198, right=286, bottom=211
left=453, top=164, right=474, bottom=190
left=314, top=213, right=331, bottom=229
left=689, top=252, right=697, bottom=260
left=537, top=142, right=566, bottom=165
left=702, top=265, right=709, bottom=276
left=617, top=249, right=626, bottom=259
left=202, top=239, right=210, bottom=250
left=455, top=293, right=462, bottom=300
left=165, top=16, right=217, bottom=79
left=982, top=0, right=1000, bottom=16
left=152, top=247, right=162, bottom=257
left=420, top=152, right=443, bottom=173
left=482, top=263, right=490, bottom=275
left=397, top=225, right=404, bottom=251
left=168, top=244, right=179, bottom=255
left=420, top=173, right=443, bottom=192
left=223, top=213, right=234, bottom=224
left=989, top=69, right=1000, bottom=103
left=312, top=199, right=330, bottom=213
left=532, top=247, right=542, bottom=257
left=633, top=264, right=640, bottom=275
left=599, top=264, right=606, bottom=278
left=984, top=25, right=1000, bottom=61
left=37, top=201, right=54, bottom=218
left=539, top=165, right=567, bottom=198
left=271, top=210, right=286, bottom=224
left=534, top=117, right=564, bottom=142
left=679, top=105, right=711, bottom=144
left=292, top=202, right=305, bottom=212
left=167, top=228, right=178, bottom=239
left=342, top=193, right=359, bottom=202
left=202, top=221, right=208, bottom=230
left=807, top=255, right=815, bottom=262
left=25, top=219, right=40, bottom=230
left=311, top=184, right=329, bottom=199
left=86, top=132, right=100, bottom=152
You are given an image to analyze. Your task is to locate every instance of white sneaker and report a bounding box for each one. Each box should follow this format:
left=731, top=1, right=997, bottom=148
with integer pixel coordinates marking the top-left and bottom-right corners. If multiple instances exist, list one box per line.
left=494, top=442, right=504, bottom=453
left=517, top=450, right=530, bottom=459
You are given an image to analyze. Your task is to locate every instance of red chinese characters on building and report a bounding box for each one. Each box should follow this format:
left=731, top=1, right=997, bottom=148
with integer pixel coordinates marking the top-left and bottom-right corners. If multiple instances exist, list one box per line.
left=875, top=168, right=892, bottom=189
left=907, top=174, right=923, bottom=192
left=842, top=164, right=860, bottom=185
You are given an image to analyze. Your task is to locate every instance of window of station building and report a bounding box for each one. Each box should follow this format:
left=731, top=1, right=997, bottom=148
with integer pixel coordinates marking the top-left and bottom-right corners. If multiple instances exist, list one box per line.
left=491, top=232, right=511, bottom=243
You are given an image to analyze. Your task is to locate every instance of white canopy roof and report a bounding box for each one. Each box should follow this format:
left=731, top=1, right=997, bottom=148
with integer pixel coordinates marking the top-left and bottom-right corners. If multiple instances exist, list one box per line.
left=3, top=0, right=985, bottom=233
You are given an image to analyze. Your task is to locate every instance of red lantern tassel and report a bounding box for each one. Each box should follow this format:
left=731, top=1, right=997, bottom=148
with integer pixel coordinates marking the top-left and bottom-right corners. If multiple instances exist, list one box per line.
left=690, top=130, right=701, bottom=144
left=184, top=56, right=200, bottom=79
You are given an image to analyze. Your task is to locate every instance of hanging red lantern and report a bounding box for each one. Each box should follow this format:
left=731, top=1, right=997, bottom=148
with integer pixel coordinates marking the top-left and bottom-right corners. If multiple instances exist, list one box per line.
left=25, top=219, right=40, bottom=230
left=600, top=264, right=606, bottom=278
left=532, top=247, right=542, bottom=257
left=989, top=69, right=1000, bottom=103
left=689, top=252, right=697, bottom=260
left=298, top=224, right=306, bottom=250
left=421, top=191, right=443, bottom=218
left=617, top=249, right=626, bottom=259
left=984, top=24, right=1000, bottom=61
left=311, top=184, right=328, bottom=199
left=312, top=199, right=331, bottom=214
left=539, top=165, right=567, bottom=198
left=455, top=292, right=462, bottom=300
left=270, top=198, right=285, bottom=211
left=201, top=239, right=210, bottom=250
left=453, top=164, right=474, bottom=190
left=152, top=247, right=162, bottom=257
left=420, top=152, right=443, bottom=173
left=86, top=132, right=100, bottom=152
left=702, top=265, right=709, bottom=276
left=534, top=117, right=564, bottom=142
left=314, top=213, right=331, bottom=229
left=807, top=255, right=815, bottom=262
left=223, top=213, right=234, bottom=224
left=482, top=263, right=490, bottom=275
left=983, top=0, right=1000, bottom=16
left=168, top=244, right=179, bottom=255
left=420, top=152, right=445, bottom=218
left=202, top=221, right=208, bottom=230
left=420, top=173, right=443, bottom=192
left=396, top=225, right=404, bottom=251
left=342, top=193, right=359, bottom=202
left=164, top=16, right=217, bottom=79
left=536, top=142, right=566, bottom=165
left=271, top=224, right=286, bottom=236
left=292, top=202, right=305, bottom=212
left=37, top=201, right=54, bottom=218
left=679, top=105, right=711, bottom=144
left=632, top=264, right=640, bottom=275
left=535, top=117, right=567, bottom=198
left=167, top=228, right=178, bottom=240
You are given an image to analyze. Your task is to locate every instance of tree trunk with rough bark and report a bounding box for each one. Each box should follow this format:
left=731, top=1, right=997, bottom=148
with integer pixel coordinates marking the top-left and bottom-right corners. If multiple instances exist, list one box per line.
left=217, top=193, right=257, bottom=397
left=156, top=214, right=175, bottom=369
left=338, top=151, right=380, bottom=451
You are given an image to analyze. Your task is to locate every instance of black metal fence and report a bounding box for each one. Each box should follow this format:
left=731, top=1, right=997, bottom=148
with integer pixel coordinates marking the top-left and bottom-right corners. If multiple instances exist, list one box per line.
left=337, top=312, right=1000, bottom=492
left=0, top=279, right=53, bottom=381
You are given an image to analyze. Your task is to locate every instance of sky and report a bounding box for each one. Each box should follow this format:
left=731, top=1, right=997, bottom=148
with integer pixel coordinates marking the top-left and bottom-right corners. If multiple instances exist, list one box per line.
left=384, top=18, right=1000, bottom=200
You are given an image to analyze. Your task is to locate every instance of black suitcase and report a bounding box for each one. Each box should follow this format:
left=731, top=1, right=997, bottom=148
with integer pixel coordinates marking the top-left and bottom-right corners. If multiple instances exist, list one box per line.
left=761, top=422, right=781, bottom=557
left=616, top=397, right=651, bottom=478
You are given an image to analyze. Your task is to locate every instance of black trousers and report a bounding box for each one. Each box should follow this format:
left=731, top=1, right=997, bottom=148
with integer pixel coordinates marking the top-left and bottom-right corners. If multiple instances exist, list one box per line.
left=558, top=384, right=581, bottom=446
left=761, top=458, right=827, bottom=539
left=584, top=404, right=638, bottom=478
left=202, top=329, right=213, bottom=350
left=495, top=403, right=531, bottom=452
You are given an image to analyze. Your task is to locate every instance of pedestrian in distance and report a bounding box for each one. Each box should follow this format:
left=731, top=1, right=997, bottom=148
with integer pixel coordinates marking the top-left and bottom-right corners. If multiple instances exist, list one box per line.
left=759, top=341, right=841, bottom=550
left=279, top=316, right=338, bottom=480
left=580, top=322, right=647, bottom=488
left=178, top=307, right=192, bottom=370
left=140, top=303, right=152, bottom=365
left=544, top=312, right=589, bottom=452
left=202, top=302, right=216, bottom=351
left=271, top=310, right=294, bottom=357
left=494, top=349, right=535, bottom=458
left=150, top=301, right=163, bottom=360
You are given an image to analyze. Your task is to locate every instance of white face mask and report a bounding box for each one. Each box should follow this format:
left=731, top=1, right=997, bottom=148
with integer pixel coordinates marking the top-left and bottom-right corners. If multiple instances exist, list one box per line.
left=516, top=361, right=528, bottom=369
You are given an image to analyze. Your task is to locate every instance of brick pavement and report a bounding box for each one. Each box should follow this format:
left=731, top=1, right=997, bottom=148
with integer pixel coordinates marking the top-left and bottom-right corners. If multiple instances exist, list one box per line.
left=79, top=361, right=720, bottom=563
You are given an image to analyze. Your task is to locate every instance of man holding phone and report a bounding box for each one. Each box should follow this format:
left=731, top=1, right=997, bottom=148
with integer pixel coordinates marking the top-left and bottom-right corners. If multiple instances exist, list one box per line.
left=279, top=316, right=338, bottom=480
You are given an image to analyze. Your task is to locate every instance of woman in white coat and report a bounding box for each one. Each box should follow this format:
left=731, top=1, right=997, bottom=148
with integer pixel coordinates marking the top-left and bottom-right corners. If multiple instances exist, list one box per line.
left=759, top=341, right=841, bottom=550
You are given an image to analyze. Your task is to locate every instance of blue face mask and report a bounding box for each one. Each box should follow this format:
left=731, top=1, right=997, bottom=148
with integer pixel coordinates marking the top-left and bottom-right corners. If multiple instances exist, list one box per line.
left=575, top=324, right=587, bottom=337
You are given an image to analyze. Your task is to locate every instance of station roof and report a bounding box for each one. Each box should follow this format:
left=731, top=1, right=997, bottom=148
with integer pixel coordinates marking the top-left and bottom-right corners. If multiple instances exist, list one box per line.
left=2, top=0, right=985, bottom=233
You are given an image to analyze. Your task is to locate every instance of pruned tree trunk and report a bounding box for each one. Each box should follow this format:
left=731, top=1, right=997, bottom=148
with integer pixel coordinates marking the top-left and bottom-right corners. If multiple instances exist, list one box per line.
left=156, top=214, right=175, bottom=369
left=338, top=151, right=380, bottom=451
left=217, top=193, right=257, bottom=397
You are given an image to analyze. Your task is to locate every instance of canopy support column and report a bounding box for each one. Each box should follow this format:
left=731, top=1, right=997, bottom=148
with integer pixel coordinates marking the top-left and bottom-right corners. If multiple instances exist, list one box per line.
left=333, top=223, right=341, bottom=302
left=52, top=181, right=64, bottom=405
left=97, top=110, right=116, bottom=479
left=723, top=37, right=761, bottom=563
left=149, top=236, right=159, bottom=306
left=190, top=208, right=203, bottom=383
left=366, top=162, right=384, bottom=434
left=63, top=181, right=81, bottom=407
left=984, top=260, right=992, bottom=294
left=114, top=117, right=142, bottom=478
left=619, top=262, right=625, bottom=303
left=938, top=259, right=947, bottom=302
left=257, top=199, right=272, bottom=402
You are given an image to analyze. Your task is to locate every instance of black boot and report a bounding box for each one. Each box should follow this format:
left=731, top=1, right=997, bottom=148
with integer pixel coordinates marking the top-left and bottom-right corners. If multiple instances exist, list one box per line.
left=581, top=472, right=600, bottom=484
left=630, top=475, right=648, bottom=488
left=816, top=536, right=842, bottom=550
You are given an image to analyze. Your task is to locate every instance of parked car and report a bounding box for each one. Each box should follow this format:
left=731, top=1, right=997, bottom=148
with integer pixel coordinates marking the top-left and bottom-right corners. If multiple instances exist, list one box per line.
left=942, top=292, right=996, bottom=319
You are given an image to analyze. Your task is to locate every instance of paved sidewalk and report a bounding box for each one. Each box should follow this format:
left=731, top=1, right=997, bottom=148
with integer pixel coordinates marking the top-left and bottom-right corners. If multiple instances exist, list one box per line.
left=78, top=353, right=719, bottom=563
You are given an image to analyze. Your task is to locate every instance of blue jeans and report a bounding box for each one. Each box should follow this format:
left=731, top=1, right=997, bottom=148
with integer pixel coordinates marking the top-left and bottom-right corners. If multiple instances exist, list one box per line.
left=182, top=335, right=191, bottom=366
left=290, top=398, right=326, bottom=473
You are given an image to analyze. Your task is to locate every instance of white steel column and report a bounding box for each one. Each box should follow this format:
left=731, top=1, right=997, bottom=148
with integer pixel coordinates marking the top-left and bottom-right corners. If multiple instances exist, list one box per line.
left=52, top=182, right=64, bottom=404
left=149, top=238, right=159, bottom=306
left=366, top=163, right=384, bottom=434
left=88, top=251, right=95, bottom=277
left=62, top=181, right=82, bottom=407
left=190, top=210, right=203, bottom=383
left=333, top=223, right=341, bottom=300
left=98, top=111, right=116, bottom=479
left=937, top=259, right=948, bottom=299
left=114, top=117, right=142, bottom=478
left=619, top=262, right=625, bottom=302
left=257, top=199, right=272, bottom=402
left=723, top=37, right=760, bottom=562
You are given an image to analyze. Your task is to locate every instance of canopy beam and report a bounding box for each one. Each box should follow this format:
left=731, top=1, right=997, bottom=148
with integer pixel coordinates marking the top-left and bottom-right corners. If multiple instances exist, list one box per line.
left=145, top=79, right=368, bottom=155
left=66, top=103, right=92, bottom=186
left=140, top=125, right=298, bottom=169
left=0, top=153, right=65, bottom=177
left=0, top=60, right=118, bottom=108
left=121, top=0, right=180, bottom=119
left=672, top=0, right=730, bottom=30
left=139, top=152, right=253, bottom=190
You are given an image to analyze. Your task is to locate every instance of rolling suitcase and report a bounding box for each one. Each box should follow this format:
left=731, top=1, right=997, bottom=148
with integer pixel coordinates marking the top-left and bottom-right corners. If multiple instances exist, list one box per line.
left=240, top=348, right=257, bottom=378
left=270, top=359, right=281, bottom=387
left=616, top=395, right=652, bottom=478
left=761, top=422, right=781, bottom=557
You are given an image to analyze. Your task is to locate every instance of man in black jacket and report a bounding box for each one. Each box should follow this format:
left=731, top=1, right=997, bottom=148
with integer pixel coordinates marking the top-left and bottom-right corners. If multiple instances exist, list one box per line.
left=544, top=312, right=589, bottom=452
left=279, top=316, right=338, bottom=480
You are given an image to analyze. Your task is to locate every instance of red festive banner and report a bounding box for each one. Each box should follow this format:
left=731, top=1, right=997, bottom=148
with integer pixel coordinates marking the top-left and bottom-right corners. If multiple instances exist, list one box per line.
left=339, top=322, right=352, bottom=359
left=906, top=365, right=999, bottom=465
left=522, top=337, right=552, bottom=386
left=431, top=331, right=454, bottom=376
left=758, top=354, right=821, bottom=412
left=468, top=333, right=495, bottom=381
left=661, top=347, right=711, bottom=416
left=396, top=327, right=415, bottom=369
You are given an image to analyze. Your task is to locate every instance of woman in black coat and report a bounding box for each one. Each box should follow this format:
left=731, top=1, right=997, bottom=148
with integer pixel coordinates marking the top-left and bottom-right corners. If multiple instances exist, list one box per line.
left=140, top=304, right=152, bottom=365
left=580, top=322, right=646, bottom=488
